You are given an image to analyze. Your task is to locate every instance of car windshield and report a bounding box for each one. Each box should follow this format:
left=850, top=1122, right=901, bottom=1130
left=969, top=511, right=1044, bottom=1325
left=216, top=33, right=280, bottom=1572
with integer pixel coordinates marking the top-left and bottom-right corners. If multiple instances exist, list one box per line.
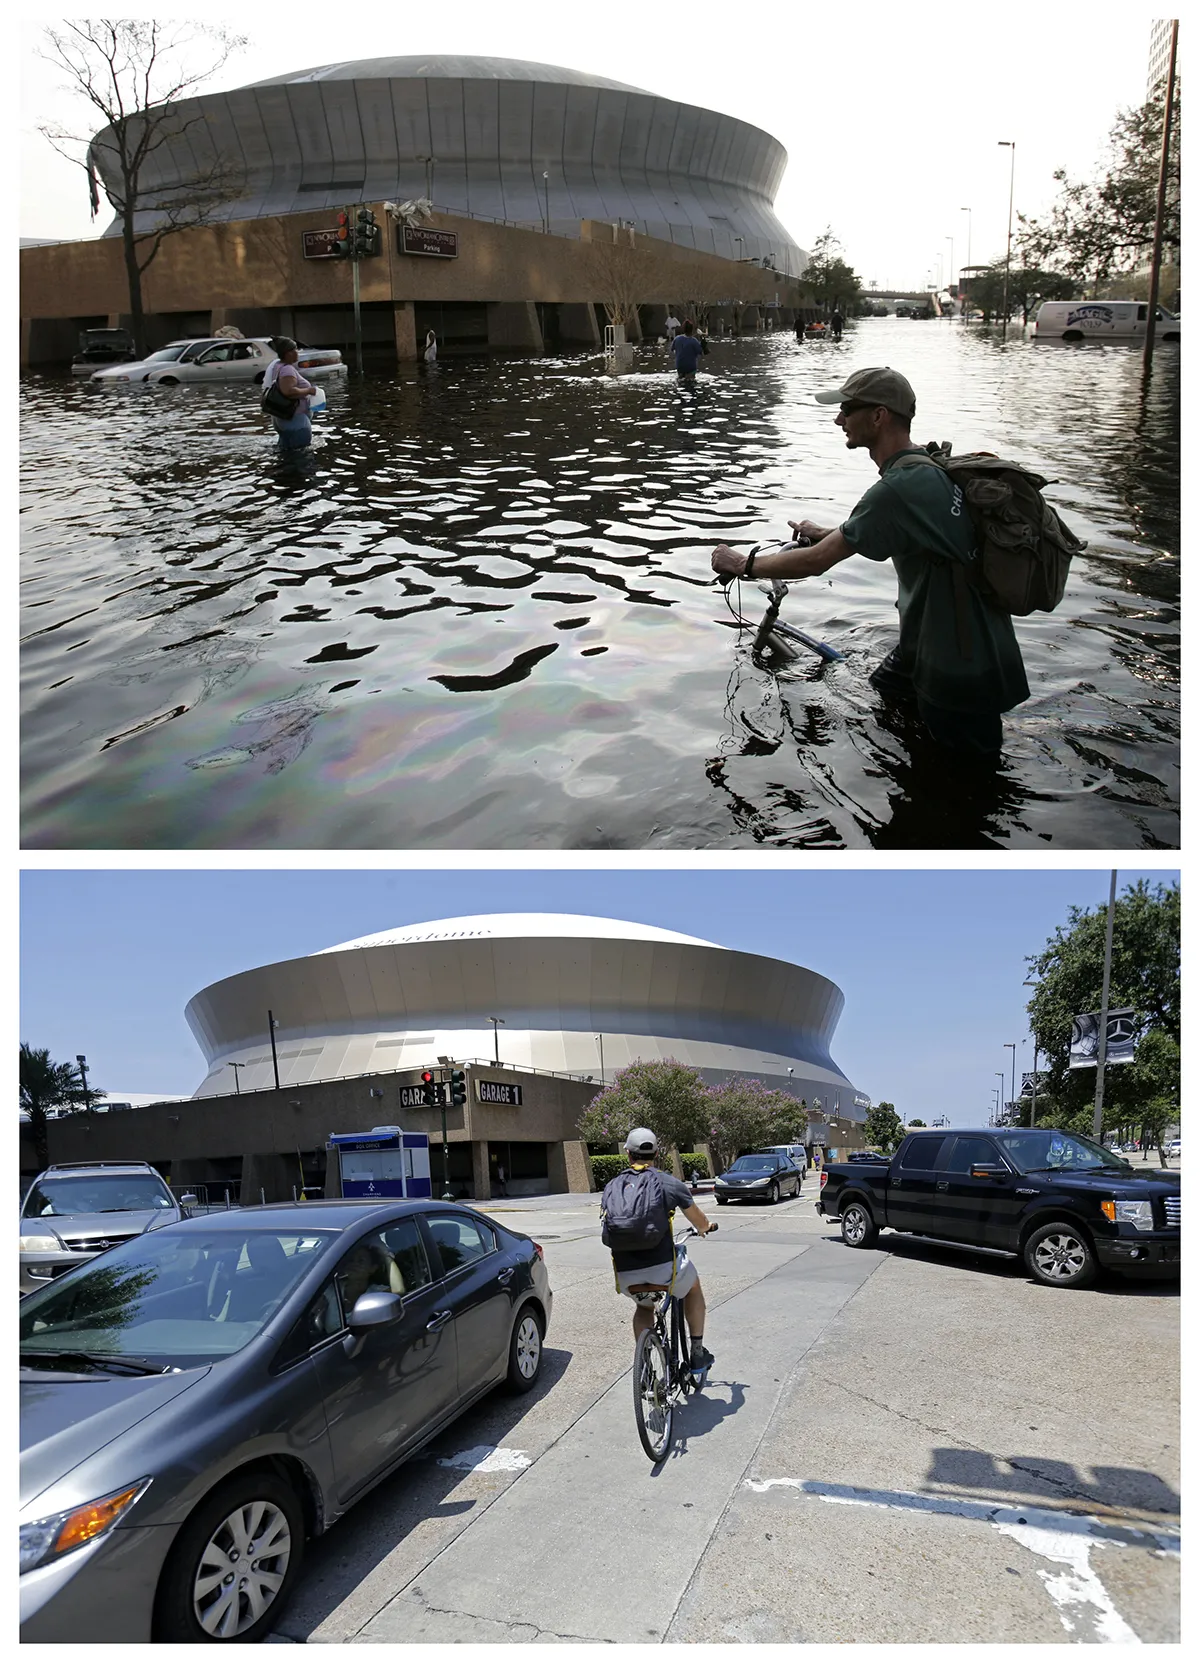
left=19, top=1227, right=337, bottom=1368
left=728, top=1156, right=777, bottom=1172
left=993, top=1131, right=1132, bottom=1175
left=142, top=345, right=189, bottom=362
left=23, top=1175, right=176, bottom=1216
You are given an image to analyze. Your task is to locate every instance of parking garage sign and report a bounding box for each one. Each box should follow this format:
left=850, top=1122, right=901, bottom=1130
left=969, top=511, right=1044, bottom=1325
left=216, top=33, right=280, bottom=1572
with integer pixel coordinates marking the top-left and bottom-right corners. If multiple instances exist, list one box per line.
left=400, top=225, right=458, bottom=258
left=302, top=229, right=343, bottom=259
left=476, top=1080, right=523, bottom=1105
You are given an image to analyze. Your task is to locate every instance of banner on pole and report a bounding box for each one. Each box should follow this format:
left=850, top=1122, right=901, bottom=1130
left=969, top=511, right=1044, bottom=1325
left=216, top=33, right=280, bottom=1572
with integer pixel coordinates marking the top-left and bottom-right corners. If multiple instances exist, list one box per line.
left=1068, top=1009, right=1137, bottom=1069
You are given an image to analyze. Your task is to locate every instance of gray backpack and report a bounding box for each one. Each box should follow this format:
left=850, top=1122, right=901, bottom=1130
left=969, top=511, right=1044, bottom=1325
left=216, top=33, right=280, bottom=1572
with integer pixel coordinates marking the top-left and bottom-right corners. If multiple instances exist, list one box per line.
left=600, top=1166, right=670, bottom=1251
left=892, top=445, right=1087, bottom=649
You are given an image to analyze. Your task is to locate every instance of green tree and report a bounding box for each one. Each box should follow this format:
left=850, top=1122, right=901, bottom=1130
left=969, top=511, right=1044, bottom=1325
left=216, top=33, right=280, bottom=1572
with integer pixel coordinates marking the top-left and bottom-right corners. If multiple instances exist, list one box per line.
left=801, top=228, right=862, bottom=313
left=20, top=1044, right=90, bottom=1173
left=576, top=1058, right=709, bottom=1162
left=39, top=21, right=247, bottom=357
left=908, top=1118, right=926, bottom=1128
left=865, top=1101, right=904, bottom=1153
left=1024, top=879, right=1179, bottom=1141
left=703, top=1078, right=807, bottom=1174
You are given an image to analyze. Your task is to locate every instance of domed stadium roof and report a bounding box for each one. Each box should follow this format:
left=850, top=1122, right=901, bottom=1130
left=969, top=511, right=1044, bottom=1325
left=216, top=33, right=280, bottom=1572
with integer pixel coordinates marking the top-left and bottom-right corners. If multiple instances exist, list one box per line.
left=317, top=913, right=721, bottom=954
left=247, top=55, right=649, bottom=93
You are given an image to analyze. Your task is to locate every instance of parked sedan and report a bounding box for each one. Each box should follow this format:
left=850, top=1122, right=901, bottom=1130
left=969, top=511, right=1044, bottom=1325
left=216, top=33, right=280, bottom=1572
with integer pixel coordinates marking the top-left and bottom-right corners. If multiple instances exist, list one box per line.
left=90, top=337, right=346, bottom=386
left=20, top=1200, right=551, bottom=1642
left=714, top=1152, right=803, bottom=1205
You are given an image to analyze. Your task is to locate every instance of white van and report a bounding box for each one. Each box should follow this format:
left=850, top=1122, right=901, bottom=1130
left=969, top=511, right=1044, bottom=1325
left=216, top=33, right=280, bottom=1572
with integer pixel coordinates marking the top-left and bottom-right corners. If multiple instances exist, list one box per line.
left=759, top=1143, right=808, bottom=1177
left=1034, top=300, right=1180, bottom=342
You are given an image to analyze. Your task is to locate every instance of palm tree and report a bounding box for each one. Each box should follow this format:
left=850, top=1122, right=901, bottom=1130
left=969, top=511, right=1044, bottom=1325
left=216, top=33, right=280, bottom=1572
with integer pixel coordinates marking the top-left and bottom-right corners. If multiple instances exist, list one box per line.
left=19, top=1044, right=87, bottom=1172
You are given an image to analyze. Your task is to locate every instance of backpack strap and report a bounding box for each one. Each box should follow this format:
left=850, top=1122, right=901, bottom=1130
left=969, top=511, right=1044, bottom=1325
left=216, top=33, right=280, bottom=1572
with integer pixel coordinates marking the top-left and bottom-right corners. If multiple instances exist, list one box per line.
left=889, top=449, right=974, bottom=660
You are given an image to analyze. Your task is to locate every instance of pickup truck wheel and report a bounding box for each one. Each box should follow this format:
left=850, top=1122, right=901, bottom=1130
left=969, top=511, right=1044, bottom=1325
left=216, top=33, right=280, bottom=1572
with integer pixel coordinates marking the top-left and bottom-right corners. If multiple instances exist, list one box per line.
left=1023, top=1222, right=1095, bottom=1289
left=840, top=1202, right=878, bottom=1249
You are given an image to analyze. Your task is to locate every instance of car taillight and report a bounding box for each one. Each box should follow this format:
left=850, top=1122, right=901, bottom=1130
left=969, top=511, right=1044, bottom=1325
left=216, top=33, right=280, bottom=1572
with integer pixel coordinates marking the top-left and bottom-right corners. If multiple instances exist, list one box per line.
left=820, top=1171, right=828, bottom=1189
left=532, top=1242, right=544, bottom=1262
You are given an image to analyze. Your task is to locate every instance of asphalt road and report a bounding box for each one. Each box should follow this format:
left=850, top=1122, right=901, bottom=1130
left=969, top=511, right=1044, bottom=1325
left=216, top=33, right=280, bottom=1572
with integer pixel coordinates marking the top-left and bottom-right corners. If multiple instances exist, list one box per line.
left=270, top=1190, right=1179, bottom=1645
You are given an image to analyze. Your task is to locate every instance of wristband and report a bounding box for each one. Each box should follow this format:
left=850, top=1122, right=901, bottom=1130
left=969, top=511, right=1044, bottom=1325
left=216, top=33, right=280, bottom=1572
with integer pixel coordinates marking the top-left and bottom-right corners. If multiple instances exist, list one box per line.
left=744, top=549, right=757, bottom=579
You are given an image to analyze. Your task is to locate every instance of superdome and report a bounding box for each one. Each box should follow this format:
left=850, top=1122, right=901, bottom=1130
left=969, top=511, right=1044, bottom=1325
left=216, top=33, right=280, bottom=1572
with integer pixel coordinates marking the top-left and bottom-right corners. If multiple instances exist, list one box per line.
left=185, top=912, right=862, bottom=1115
left=90, top=52, right=805, bottom=272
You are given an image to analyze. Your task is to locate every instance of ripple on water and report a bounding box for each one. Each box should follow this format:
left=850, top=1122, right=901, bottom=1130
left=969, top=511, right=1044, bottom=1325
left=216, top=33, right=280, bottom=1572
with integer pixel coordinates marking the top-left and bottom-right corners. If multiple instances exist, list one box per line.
left=20, top=323, right=1179, bottom=849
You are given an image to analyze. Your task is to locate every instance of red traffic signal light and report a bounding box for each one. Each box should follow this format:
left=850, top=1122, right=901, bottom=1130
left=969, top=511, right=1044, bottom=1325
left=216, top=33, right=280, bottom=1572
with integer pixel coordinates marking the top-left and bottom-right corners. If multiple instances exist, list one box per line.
left=420, top=1070, right=435, bottom=1085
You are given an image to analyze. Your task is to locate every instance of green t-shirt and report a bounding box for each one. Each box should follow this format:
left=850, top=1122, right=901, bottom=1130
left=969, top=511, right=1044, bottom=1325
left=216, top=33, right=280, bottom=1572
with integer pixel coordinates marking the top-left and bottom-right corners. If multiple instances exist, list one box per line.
left=840, top=449, right=1030, bottom=714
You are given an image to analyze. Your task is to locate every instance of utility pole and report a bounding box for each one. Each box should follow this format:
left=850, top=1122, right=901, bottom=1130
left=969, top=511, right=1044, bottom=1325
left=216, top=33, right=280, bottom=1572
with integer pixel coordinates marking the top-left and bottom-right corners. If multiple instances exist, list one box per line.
left=998, top=142, right=1016, bottom=338
left=268, top=1011, right=281, bottom=1092
left=1092, top=871, right=1119, bottom=1141
left=1004, top=1043, right=1016, bottom=1123
left=76, top=1054, right=91, bottom=1113
left=1142, top=19, right=1179, bottom=383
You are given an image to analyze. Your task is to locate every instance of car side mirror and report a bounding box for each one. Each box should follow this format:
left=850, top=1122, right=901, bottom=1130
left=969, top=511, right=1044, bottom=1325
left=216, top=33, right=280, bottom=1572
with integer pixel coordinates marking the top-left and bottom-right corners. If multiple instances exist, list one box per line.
left=347, top=1289, right=403, bottom=1332
left=970, top=1164, right=1008, bottom=1181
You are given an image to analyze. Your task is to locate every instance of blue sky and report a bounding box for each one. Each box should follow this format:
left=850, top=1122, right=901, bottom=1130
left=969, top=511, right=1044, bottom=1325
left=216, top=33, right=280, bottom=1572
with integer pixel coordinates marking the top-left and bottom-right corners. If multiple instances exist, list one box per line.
left=20, top=868, right=1177, bottom=1125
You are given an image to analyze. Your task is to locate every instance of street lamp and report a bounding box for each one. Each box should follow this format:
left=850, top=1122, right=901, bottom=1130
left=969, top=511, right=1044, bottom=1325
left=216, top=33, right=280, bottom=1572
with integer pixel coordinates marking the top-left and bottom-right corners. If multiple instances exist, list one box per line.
left=998, top=141, right=1016, bottom=338
left=1003, top=1042, right=1017, bottom=1122
left=417, top=155, right=434, bottom=204
left=76, top=1053, right=90, bottom=1112
left=487, top=1017, right=505, bottom=1066
left=734, top=236, right=743, bottom=259
left=542, top=170, right=550, bottom=234
left=960, top=206, right=972, bottom=271
left=995, top=1072, right=1006, bottom=1123
left=595, top=1033, right=605, bottom=1085
left=227, top=1061, right=245, bottom=1094
left=1023, top=980, right=1040, bottom=1126
left=945, top=235, right=955, bottom=301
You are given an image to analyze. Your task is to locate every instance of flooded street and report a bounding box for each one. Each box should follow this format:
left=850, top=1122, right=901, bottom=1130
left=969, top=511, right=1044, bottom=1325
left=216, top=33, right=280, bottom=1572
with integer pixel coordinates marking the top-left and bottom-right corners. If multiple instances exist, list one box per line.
left=21, top=319, right=1178, bottom=849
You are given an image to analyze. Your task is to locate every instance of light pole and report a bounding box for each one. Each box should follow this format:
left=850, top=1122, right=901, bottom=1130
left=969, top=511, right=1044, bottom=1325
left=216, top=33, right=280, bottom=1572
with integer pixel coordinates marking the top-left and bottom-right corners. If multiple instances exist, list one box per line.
left=734, top=237, right=743, bottom=260
left=1092, top=871, right=1119, bottom=1142
left=995, top=1072, right=1006, bottom=1123
left=542, top=170, right=550, bottom=234
left=227, top=1061, right=245, bottom=1094
left=1023, top=979, right=1040, bottom=1126
left=960, top=206, right=972, bottom=271
left=998, top=141, right=1016, bottom=337
left=487, top=1017, right=505, bottom=1066
left=1004, top=1043, right=1017, bottom=1122
left=267, top=1011, right=281, bottom=1092
left=595, top=1032, right=605, bottom=1085
left=945, top=235, right=955, bottom=302
left=418, top=155, right=434, bottom=204
left=76, top=1053, right=91, bottom=1112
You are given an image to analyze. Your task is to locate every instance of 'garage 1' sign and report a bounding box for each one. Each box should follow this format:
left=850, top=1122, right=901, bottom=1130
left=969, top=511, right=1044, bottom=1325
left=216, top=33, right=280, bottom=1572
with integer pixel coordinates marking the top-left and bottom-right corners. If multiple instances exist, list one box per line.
left=476, top=1080, right=523, bottom=1106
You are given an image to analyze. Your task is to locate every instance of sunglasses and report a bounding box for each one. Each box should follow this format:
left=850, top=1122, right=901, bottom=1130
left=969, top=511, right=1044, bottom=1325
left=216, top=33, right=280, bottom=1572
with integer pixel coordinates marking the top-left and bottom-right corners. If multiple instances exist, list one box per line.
left=838, top=400, right=881, bottom=416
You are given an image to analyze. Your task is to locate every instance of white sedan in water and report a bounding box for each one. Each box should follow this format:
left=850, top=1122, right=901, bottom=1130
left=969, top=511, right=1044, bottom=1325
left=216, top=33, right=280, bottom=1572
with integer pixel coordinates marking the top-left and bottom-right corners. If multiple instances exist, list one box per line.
left=90, top=337, right=346, bottom=386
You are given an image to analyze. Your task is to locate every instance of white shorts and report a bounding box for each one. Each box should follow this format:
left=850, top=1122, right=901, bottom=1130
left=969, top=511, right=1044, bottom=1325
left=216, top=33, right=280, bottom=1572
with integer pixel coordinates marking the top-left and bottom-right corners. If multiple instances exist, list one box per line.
left=615, top=1246, right=698, bottom=1302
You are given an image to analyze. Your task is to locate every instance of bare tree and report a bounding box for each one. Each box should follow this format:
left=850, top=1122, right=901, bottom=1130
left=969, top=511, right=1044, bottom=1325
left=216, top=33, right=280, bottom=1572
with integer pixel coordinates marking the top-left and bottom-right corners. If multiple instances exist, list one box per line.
left=584, top=236, right=674, bottom=330
left=40, top=20, right=248, bottom=355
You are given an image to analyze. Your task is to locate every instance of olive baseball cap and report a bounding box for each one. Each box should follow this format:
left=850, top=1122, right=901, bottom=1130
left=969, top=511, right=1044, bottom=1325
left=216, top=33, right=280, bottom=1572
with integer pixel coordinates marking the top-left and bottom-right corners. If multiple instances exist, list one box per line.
left=815, top=366, right=916, bottom=419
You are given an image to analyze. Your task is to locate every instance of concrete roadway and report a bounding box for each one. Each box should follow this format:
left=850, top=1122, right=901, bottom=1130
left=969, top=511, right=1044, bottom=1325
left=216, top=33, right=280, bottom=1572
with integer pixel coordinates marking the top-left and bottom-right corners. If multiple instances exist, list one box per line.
left=270, top=1191, right=1179, bottom=1645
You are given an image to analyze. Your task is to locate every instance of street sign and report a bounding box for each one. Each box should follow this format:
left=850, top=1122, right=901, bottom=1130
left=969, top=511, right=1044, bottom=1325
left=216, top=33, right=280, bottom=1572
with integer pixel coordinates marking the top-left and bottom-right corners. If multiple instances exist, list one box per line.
left=476, top=1079, right=523, bottom=1106
left=400, top=225, right=458, bottom=259
left=302, top=229, right=344, bottom=259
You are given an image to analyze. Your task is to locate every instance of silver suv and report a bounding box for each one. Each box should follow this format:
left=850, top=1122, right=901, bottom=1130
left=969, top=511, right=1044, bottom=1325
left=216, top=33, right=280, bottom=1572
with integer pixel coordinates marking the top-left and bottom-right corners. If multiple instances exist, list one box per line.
left=19, top=1162, right=181, bottom=1295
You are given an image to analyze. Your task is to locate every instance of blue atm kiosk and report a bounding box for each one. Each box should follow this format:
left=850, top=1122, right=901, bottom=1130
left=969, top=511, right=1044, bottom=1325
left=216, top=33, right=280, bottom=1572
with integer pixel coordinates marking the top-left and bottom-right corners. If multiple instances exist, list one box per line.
left=329, top=1126, right=432, bottom=1200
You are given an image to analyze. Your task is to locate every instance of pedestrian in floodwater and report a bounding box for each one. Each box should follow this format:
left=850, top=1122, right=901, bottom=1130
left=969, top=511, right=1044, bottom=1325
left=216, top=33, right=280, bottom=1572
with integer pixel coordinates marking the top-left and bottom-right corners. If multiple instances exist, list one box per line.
left=263, top=337, right=315, bottom=452
left=794, top=313, right=806, bottom=342
left=672, top=319, right=705, bottom=378
left=710, top=366, right=1030, bottom=759
left=424, top=330, right=438, bottom=363
left=664, top=310, right=682, bottom=342
left=830, top=307, right=844, bottom=341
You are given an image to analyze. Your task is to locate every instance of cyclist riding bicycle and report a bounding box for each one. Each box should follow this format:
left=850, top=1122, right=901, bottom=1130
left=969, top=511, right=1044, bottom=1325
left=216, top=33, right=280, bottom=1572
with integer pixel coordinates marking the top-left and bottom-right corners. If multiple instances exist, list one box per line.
left=603, top=1127, right=716, bottom=1376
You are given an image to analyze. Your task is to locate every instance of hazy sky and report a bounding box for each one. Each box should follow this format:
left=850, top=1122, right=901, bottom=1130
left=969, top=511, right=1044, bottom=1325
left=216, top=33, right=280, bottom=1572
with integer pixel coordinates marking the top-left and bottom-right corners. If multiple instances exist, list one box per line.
left=20, top=4, right=1159, bottom=287
left=21, top=868, right=1177, bottom=1123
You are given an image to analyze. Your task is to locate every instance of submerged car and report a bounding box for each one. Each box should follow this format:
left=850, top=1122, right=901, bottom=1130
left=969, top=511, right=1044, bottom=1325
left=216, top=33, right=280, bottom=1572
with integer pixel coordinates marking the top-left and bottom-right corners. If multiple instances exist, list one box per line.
left=20, top=1199, right=551, bottom=1642
left=20, top=1162, right=181, bottom=1296
left=70, top=328, right=137, bottom=375
left=90, top=336, right=346, bottom=386
left=714, top=1152, right=803, bottom=1204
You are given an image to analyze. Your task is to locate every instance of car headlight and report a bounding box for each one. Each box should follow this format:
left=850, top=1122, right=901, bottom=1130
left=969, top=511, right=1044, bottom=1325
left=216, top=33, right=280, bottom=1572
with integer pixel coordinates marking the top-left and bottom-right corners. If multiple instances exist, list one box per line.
left=1101, top=1199, right=1154, bottom=1231
left=19, top=1234, right=62, bottom=1254
left=20, top=1480, right=151, bottom=1574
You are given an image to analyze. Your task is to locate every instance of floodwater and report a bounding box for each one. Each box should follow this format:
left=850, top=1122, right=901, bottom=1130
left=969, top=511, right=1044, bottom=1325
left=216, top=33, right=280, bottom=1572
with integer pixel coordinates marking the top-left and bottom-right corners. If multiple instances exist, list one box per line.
left=21, top=320, right=1179, bottom=849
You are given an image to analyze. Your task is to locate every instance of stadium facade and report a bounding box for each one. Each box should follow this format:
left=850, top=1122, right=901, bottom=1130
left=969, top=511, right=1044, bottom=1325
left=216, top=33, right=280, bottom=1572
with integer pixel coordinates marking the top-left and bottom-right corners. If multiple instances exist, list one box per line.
left=90, top=55, right=804, bottom=275
left=185, top=912, right=863, bottom=1114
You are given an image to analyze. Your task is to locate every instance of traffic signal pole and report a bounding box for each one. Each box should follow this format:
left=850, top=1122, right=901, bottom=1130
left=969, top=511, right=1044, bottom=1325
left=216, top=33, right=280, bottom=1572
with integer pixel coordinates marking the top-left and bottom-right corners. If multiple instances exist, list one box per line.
left=351, top=255, right=363, bottom=377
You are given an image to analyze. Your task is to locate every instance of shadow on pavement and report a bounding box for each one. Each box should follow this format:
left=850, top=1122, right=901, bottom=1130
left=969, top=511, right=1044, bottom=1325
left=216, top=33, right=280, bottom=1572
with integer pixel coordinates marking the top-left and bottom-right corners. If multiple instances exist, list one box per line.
left=657, top=1380, right=749, bottom=1466
left=821, top=1230, right=1180, bottom=1295
left=924, top=1446, right=1181, bottom=1520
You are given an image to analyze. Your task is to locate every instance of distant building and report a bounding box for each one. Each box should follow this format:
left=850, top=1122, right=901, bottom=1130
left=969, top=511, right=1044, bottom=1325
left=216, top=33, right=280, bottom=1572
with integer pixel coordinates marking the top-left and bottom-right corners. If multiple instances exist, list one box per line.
left=1147, top=19, right=1178, bottom=100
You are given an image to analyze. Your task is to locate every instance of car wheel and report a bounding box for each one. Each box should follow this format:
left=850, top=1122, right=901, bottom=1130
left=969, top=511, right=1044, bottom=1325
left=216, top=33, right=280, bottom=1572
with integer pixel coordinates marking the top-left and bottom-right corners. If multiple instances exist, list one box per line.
left=158, top=375, right=180, bottom=385
left=254, top=371, right=265, bottom=383
left=504, top=1302, right=544, bottom=1393
left=715, top=1194, right=728, bottom=1205
left=1023, top=1222, right=1096, bottom=1289
left=154, top=1469, right=304, bottom=1642
left=767, top=1182, right=780, bottom=1205
left=840, top=1202, right=879, bottom=1249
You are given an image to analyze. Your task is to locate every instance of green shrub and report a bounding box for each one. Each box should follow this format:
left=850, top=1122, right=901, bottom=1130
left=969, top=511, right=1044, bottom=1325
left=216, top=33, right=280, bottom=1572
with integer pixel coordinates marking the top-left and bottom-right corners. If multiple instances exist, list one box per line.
left=590, top=1154, right=629, bottom=1188
left=680, top=1152, right=711, bottom=1180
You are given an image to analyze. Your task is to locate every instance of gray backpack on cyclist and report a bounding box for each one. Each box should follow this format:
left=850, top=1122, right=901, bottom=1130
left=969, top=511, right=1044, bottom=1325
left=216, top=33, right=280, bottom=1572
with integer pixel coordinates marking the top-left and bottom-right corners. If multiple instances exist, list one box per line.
left=600, top=1166, right=670, bottom=1251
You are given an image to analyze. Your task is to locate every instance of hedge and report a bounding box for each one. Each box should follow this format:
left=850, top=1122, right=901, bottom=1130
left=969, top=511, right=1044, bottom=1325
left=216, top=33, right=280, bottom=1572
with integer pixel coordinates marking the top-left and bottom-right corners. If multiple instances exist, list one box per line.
left=590, top=1151, right=711, bottom=1188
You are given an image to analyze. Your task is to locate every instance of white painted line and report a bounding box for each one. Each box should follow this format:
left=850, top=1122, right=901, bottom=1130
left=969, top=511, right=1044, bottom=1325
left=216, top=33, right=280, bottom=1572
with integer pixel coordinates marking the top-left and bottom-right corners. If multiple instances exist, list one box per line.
left=436, top=1445, right=532, bottom=1473
left=743, top=1478, right=1178, bottom=1645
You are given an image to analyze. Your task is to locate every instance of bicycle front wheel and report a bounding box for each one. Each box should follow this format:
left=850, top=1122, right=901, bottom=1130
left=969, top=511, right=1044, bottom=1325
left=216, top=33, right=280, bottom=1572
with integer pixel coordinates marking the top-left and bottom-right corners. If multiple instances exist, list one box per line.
left=633, top=1328, right=674, bottom=1461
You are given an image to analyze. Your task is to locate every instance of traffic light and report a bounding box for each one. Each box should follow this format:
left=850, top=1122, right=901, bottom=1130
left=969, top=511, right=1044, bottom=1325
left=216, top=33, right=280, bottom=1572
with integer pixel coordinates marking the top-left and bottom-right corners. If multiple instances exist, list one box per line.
left=420, top=1068, right=438, bottom=1108
left=449, top=1068, right=467, bottom=1108
left=354, top=206, right=381, bottom=257
left=331, top=207, right=352, bottom=259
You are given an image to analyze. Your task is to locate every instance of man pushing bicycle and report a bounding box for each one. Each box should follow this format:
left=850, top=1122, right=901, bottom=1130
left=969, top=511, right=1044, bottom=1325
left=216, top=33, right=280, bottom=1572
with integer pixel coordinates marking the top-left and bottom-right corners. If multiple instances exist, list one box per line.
left=602, top=1127, right=715, bottom=1377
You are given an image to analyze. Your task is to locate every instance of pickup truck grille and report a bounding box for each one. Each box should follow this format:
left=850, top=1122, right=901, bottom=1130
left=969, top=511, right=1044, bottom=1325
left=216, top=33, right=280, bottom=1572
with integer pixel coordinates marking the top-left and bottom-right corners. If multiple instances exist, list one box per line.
left=1162, top=1196, right=1180, bottom=1229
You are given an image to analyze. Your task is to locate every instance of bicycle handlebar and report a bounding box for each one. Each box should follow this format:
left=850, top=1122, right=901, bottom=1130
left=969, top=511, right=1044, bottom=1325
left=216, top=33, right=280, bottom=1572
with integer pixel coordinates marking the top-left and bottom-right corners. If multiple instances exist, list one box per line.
left=676, top=1222, right=718, bottom=1240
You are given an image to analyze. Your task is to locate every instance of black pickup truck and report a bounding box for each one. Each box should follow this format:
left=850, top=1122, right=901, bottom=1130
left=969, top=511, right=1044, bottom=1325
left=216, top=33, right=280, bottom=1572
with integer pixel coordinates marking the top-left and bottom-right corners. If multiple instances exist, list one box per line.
left=817, top=1127, right=1180, bottom=1288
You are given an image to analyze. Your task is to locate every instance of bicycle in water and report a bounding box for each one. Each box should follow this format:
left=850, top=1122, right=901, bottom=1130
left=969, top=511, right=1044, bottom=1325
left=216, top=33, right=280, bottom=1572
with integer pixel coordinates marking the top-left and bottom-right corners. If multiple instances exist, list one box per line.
left=632, top=1223, right=718, bottom=1461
